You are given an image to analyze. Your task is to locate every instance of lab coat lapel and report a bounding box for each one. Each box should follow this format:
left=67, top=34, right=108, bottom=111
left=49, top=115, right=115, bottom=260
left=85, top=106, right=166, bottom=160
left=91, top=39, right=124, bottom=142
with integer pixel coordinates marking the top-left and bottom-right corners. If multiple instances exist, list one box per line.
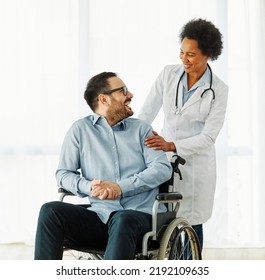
left=180, top=83, right=210, bottom=112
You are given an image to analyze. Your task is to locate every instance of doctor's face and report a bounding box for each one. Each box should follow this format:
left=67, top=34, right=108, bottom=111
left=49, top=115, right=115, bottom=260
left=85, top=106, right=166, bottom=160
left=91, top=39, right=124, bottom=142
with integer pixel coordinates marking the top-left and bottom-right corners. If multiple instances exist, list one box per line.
left=179, top=37, right=209, bottom=75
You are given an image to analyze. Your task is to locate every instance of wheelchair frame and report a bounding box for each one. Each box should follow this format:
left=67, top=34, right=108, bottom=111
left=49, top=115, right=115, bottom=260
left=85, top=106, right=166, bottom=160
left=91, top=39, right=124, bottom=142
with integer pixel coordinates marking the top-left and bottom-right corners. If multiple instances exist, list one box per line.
left=58, top=155, right=202, bottom=260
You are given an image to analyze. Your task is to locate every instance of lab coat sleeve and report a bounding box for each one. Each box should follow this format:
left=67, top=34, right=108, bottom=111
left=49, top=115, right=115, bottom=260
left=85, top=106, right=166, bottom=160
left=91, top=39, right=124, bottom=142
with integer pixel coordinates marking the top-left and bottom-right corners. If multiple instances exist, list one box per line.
left=137, top=67, right=165, bottom=124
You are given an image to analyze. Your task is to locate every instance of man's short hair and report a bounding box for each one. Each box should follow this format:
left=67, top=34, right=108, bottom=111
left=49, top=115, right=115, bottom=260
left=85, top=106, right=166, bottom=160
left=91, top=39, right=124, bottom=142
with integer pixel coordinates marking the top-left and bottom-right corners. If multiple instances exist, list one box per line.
left=84, top=72, right=117, bottom=111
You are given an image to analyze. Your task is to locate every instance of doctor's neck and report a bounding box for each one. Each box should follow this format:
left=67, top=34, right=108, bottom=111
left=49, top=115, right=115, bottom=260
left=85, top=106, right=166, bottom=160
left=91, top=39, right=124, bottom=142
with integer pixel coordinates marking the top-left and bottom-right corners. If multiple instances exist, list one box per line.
left=187, top=65, right=208, bottom=89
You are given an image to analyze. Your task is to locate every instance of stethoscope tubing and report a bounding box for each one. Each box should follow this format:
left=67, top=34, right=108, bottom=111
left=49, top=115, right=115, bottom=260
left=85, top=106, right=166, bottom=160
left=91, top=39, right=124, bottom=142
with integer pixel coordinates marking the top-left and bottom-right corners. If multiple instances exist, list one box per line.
left=175, top=63, right=215, bottom=109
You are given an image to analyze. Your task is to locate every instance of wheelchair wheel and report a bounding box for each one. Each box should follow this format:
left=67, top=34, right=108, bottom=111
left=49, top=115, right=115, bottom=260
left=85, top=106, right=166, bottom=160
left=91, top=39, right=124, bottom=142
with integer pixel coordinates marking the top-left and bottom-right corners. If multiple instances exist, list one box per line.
left=157, top=217, right=202, bottom=260
left=63, top=249, right=104, bottom=260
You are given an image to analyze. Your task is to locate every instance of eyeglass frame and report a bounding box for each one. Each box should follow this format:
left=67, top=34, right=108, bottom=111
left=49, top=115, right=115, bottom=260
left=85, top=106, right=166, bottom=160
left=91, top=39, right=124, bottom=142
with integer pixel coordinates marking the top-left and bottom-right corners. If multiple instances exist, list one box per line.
left=103, top=86, right=129, bottom=96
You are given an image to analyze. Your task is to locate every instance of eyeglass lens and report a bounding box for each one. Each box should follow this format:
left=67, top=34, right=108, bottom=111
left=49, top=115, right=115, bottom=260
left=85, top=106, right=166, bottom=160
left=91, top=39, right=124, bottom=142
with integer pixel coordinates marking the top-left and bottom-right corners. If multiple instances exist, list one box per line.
left=122, top=87, right=128, bottom=96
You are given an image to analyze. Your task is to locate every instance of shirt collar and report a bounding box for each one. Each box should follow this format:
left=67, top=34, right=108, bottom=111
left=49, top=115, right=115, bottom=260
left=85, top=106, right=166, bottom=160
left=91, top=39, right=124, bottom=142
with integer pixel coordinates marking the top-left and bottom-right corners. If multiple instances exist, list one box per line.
left=92, top=113, right=126, bottom=130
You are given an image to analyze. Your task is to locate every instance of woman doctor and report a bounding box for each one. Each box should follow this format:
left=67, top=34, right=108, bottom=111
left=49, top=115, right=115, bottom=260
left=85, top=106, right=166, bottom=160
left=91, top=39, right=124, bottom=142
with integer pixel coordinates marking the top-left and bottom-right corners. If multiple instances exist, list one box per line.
left=138, top=18, right=228, bottom=252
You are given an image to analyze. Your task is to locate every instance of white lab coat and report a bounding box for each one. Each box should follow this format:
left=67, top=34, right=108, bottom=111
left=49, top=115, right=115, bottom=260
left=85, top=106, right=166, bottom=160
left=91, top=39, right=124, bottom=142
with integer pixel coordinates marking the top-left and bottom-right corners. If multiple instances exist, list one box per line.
left=138, top=64, right=228, bottom=225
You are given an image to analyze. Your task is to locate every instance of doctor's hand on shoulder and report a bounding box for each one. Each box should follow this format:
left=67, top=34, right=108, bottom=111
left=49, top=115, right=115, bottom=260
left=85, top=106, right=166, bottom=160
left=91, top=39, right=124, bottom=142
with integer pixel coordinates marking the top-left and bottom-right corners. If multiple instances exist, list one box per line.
left=145, top=130, right=176, bottom=152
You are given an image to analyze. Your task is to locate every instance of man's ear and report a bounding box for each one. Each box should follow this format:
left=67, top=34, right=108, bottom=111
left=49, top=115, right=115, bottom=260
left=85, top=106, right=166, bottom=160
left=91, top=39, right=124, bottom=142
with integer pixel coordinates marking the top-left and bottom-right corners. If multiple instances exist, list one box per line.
left=98, top=93, right=110, bottom=106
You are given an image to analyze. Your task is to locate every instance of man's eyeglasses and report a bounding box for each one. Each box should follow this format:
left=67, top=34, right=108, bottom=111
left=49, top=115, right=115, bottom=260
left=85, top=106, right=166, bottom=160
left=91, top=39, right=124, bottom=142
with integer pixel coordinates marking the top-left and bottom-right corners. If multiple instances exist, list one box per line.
left=103, top=86, right=129, bottom=96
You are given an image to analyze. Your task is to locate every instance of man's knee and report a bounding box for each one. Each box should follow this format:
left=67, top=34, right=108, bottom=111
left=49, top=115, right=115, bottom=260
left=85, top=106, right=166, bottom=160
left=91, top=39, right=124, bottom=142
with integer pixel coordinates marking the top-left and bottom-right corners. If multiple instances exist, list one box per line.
left=109, top=210, right=135, bottom=227
left=38, top=201, right=64, bottom=224
left=108, top=210, right=151, bottom=233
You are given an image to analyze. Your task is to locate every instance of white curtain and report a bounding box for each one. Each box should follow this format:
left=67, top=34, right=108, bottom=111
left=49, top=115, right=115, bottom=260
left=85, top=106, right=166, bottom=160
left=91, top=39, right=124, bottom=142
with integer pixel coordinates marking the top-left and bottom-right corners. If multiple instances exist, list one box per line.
left=0, top=0, right=85, bottom=244
left=1, top=0, right=264, bottom=250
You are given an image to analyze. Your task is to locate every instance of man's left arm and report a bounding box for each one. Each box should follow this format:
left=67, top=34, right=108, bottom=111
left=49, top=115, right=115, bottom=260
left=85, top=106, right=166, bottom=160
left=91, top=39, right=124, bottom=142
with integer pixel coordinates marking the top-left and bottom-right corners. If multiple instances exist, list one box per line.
left=117, top=127, right=172, bottom=197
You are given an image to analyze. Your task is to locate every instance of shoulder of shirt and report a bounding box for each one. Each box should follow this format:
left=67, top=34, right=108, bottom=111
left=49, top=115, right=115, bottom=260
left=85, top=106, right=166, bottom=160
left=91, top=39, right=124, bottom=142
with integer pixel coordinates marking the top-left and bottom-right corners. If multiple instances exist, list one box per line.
left=70, top=115, right=94, bottom=128
left=69, top=116, right=151, bottom=127
left=124, top=117, right=152, bottom=129
left=69, top=116, right=153, bottom=132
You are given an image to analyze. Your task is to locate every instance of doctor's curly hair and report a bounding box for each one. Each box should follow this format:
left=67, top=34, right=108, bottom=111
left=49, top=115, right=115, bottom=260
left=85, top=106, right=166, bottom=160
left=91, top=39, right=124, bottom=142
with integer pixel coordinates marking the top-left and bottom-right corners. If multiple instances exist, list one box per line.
left=179, top=18, right=223, bottom=61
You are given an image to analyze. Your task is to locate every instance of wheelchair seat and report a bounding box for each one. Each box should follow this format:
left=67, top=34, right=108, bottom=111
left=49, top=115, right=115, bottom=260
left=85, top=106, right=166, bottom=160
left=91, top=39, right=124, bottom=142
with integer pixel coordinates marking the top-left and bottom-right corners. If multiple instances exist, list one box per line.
left=58, top=155, right=202, bottom=260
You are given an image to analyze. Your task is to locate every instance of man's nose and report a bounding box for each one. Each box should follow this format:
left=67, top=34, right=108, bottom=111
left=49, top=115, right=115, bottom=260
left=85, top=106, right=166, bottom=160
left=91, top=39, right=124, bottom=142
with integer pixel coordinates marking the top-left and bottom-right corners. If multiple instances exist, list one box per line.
left=127, top=91, right=133, bottom=98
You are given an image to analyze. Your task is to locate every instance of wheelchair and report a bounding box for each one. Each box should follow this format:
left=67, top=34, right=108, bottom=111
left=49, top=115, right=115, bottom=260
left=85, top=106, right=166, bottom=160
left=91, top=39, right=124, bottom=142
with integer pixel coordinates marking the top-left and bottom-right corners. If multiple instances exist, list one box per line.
left=58, top=155, right=202, bottom=260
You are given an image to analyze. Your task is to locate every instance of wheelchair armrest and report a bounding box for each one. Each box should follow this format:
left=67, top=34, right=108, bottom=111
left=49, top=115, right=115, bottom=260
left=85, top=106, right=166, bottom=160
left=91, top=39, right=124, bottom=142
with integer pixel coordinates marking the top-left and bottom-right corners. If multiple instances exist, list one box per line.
left=58, top=187, right=75, bottom=195
left=156, top=192, right=183, bottom=201
left=58, top=188, right=91, bottom=208
left=58, top=187, right=76, bottom=201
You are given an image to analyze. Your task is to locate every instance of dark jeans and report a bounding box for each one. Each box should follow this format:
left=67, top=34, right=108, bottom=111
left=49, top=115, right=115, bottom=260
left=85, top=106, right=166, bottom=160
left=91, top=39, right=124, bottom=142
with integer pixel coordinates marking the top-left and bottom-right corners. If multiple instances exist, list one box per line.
left=34, top=201, right=152, bottom=260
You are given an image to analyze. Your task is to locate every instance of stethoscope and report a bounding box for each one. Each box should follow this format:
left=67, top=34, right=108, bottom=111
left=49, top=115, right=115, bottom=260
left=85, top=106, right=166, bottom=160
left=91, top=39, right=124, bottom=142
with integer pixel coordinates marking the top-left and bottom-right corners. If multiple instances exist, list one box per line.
left=174, top=63, right=215, bottom=114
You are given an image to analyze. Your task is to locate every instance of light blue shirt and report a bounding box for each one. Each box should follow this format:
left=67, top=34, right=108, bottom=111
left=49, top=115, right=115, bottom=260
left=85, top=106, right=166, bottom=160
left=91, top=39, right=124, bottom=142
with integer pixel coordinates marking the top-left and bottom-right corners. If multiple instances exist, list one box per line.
left=56, top=114, right=172, bottom=223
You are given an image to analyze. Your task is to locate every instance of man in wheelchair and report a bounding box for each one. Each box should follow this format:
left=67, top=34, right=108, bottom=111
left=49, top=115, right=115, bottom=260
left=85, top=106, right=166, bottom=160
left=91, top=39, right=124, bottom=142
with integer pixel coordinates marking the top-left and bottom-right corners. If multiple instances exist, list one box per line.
left=34, top=72, right=173, bottom=260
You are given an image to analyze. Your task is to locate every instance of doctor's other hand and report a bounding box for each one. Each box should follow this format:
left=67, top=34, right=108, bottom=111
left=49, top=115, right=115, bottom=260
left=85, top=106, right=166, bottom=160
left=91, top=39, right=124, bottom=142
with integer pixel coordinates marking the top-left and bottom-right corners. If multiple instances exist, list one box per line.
left=145, top=130, right=176, bottom=152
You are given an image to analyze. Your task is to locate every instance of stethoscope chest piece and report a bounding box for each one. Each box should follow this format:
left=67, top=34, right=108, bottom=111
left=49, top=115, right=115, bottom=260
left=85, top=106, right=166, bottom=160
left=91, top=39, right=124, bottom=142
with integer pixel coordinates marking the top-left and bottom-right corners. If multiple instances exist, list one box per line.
left=173, top=106, right=182, bottom=115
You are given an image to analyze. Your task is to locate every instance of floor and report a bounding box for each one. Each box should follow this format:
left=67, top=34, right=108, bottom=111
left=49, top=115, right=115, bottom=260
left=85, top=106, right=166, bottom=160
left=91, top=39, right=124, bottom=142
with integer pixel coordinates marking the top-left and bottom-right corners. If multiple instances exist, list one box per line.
left=0, top=243, right=264, bottom=260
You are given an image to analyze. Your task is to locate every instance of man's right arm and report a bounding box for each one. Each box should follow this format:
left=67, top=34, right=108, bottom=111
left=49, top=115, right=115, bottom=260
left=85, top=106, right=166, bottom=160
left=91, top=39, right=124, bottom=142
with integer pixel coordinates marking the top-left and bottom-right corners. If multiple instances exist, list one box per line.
left=56, top=124, right=92, bottom=197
